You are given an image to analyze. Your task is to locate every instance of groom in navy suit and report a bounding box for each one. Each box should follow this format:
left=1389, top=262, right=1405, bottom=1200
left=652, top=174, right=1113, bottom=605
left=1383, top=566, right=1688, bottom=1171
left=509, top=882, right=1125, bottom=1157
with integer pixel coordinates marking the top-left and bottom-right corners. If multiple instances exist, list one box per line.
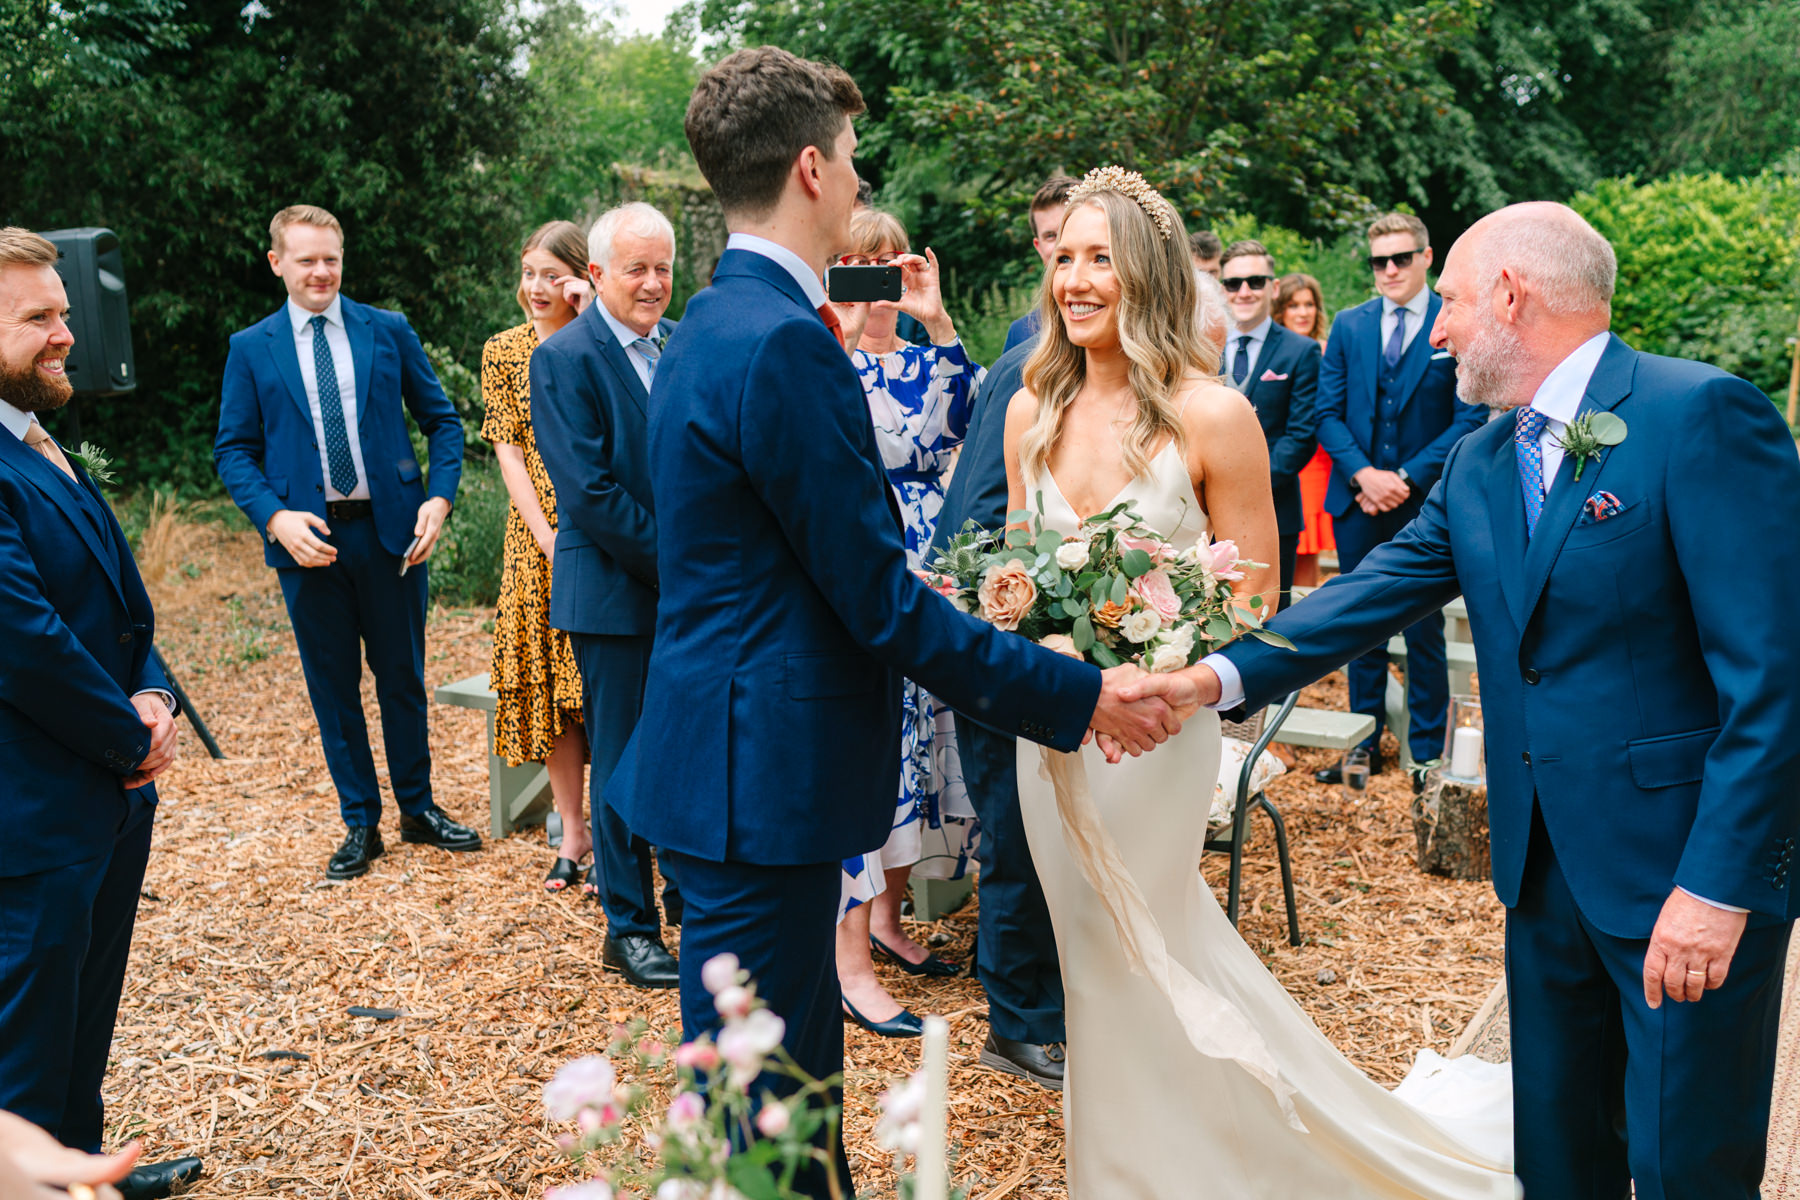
left=1141, top=203, right=1800, bottom=1200
left=531, top=202, right=682, bottom=990
left=1315, top=212, right=1486, bottom=782
left=608, top=48, right=1178, bottom=1196
left=216, top=205, right=478, bottom=880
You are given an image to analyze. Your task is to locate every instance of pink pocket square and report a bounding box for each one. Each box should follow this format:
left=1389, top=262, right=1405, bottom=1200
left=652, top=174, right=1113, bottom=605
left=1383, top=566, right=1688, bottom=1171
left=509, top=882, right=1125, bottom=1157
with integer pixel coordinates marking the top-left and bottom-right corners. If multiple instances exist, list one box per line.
left=1259, top=369, right=1289, bottom=382
left=1583, top=491, right=1624, bottom=522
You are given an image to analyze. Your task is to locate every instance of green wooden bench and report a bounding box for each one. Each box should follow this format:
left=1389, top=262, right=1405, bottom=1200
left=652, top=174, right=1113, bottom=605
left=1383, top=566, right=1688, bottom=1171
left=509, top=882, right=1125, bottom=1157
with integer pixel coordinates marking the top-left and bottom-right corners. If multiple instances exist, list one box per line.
left=434, top=673, right=554, bottom=839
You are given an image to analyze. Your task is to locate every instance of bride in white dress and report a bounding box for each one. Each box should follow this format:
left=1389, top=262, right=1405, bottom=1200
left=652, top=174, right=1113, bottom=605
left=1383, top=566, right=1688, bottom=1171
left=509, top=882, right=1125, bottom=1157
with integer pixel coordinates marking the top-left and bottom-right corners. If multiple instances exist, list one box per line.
left=999, top=170, right=1514, bottom=1198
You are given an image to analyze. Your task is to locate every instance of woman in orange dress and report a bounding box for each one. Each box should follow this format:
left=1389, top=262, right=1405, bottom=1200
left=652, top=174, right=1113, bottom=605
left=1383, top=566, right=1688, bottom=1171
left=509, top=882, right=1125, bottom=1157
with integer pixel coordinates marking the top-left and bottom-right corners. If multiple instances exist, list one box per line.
left=1273, top=273, right=1333, bottom=588
left=480, top=221, right=595, bottom=891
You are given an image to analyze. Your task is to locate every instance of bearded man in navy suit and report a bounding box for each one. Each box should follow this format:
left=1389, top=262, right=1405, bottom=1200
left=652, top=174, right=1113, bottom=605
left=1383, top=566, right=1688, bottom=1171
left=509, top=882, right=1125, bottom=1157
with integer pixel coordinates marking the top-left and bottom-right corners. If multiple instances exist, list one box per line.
left=1314, top=212, right=1486, bottom=785
left=1127, top=203, right=1800, bottom=1200
left=606, top=47, right=1179, bottom=1197
left=0, top=228, right=202, bottom=1195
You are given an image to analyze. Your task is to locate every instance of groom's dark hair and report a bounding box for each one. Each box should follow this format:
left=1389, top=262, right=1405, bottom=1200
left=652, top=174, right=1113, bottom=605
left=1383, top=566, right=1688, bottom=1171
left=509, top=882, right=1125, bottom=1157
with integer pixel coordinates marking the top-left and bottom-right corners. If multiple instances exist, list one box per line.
left=685, top=46, right=866, bottom=219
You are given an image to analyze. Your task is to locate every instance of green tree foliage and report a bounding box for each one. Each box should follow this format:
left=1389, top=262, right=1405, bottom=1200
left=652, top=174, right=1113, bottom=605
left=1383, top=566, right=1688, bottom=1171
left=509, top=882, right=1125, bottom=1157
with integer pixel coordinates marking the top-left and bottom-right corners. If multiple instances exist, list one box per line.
left=1659, top=0, right=1800, bottom=179
left=1572, top=170, right=1800, bottom=401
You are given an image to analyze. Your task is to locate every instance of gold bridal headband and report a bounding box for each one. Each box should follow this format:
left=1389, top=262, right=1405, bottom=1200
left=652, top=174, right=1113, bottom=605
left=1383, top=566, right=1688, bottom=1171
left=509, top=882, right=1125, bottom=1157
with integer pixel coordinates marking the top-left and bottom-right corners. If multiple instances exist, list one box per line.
left=1065, top=165, right=1176, bottom=241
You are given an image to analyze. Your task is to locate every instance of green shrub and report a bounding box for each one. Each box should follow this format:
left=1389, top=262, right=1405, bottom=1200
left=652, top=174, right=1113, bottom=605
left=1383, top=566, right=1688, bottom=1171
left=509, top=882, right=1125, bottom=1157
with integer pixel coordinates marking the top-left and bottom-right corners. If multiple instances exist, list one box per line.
left=954, top=280, right=1037, bottom=369
left=1211, top=216, right=1374, bottom=334
left=1572, top=172, right=1800, bottom=401
left=429, top=457, right=509, bottom=610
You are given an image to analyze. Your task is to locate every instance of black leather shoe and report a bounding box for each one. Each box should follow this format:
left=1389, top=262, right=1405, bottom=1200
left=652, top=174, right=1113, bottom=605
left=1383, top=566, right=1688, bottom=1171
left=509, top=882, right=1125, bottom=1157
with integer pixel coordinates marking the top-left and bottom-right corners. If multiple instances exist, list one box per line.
left=603, top=934, right=679, bottom=989
left=399, top=805, right=482, bottom=852
left=842, top=995, right=924, bottom=1038
left=1315, top=751, right=1384, bottom=786
left=118, top=1156, right=204, bottom=1199
left=327, top=827, right=383, bottom=880
left=979, top=1032, right=1066, bottom=1090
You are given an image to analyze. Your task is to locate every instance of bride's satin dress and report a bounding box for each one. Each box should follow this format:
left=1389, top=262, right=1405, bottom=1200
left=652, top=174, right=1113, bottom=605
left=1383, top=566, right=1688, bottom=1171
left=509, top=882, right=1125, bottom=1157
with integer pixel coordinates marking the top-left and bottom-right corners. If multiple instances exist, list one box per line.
left=1015, top=444, right=1514, bottom=1198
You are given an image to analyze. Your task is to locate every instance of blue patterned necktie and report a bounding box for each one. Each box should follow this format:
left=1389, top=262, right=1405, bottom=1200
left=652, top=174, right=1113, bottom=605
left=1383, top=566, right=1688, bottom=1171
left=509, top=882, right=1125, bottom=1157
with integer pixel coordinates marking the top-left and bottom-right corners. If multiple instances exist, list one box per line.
left=1231, top=334, right=1252, bottom=385
left=632, top=336, right=662, bottom=386
left=311, top=315, right=358, bottom=496
left=1383, top=306, right=1406, bottom=368
left=1515, top=407, right=1549, bottom=536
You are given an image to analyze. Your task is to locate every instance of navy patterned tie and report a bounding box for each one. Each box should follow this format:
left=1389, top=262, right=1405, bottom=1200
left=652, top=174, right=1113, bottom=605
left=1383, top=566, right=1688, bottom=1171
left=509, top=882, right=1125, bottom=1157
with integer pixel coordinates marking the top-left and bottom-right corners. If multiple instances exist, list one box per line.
left=1515, top=407, right=1549, bottom=536
left=1231, top=335, right=1252, bottom=386
left=1383, top=307, right=1406, bottom=368
left=312, top=315, right=358, bottom=496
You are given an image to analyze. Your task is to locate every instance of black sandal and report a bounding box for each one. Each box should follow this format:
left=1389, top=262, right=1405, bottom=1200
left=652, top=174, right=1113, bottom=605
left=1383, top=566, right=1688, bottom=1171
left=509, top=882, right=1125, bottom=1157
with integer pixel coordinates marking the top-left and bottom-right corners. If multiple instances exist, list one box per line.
left=870, top=932, right=961, bottom=977
left=543, top=857, right=583, bottom=893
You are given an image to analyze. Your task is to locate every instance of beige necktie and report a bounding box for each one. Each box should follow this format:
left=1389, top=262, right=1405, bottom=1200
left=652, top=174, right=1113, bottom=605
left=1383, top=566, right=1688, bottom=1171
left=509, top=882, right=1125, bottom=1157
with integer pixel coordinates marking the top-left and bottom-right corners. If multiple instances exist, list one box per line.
left=22, top=422, right=76, bottom=482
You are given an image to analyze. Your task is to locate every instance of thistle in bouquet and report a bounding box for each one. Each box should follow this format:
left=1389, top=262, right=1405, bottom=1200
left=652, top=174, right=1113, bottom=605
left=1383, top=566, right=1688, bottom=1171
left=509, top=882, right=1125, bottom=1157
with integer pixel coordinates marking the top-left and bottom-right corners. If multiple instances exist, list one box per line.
left=925, top=494, right=1292, bottom=671
left=542, top=954, right=851, bottom=1200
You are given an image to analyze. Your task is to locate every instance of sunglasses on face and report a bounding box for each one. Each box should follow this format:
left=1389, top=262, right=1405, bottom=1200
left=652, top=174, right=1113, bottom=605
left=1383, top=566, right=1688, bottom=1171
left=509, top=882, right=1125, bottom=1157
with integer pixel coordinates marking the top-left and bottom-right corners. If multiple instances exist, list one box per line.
left=1220, top=274, right=1272, bottom=293
left=1367, top=248, right=1424, bottom=272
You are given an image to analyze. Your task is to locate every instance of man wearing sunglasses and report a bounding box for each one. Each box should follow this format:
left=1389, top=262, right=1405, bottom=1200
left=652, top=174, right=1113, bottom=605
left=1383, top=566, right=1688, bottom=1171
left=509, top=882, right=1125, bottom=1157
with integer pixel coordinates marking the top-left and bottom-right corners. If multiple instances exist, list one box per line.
left=1218, top=239, right=1319, bottom=609
left=1313, top=212, right=1485, bottom=789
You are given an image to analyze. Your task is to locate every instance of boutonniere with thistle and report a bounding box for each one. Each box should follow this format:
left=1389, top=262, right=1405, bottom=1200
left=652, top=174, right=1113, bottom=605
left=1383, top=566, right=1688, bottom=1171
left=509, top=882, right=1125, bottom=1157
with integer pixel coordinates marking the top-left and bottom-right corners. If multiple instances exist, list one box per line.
left=66, top=442, right=117, bottom=486
left=1557, top=412, right=1626, bottom=481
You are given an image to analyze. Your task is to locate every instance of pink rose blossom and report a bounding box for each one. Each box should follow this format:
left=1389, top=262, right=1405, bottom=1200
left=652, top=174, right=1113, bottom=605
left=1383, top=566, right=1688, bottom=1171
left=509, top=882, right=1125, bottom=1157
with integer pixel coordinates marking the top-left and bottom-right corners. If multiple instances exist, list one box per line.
left=665, top=1090, right=705, bottom=1132
left=544, top=1055, right=617, bottom=1121
left=673, top=1040, right=721, bottom=1072
left=1130, top=568, right=1181, bottom=626
left=713, top=985, right=754, bottom=1021
left=700, top=954, right=741, bottom=996
left=1206, top=538, right=1246, bottom=582
left=1118, top=533, right=1169, bottom=562
left=755, top=1102, right=791, bottom=1137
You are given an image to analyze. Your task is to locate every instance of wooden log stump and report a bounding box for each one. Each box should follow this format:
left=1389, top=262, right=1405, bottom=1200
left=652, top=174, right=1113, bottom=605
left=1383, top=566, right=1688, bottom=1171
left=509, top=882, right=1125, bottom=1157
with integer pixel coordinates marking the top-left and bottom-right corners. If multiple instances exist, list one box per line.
left=1412, top=776, right=1491, bottom=881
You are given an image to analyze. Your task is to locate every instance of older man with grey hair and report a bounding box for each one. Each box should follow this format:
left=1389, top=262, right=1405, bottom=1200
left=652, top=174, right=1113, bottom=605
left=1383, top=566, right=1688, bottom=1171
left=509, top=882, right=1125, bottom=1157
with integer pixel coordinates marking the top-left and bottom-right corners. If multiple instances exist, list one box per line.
left=529, top=202, right=682, bottom=989
left=1131, top=199, right=1800, bottom=1199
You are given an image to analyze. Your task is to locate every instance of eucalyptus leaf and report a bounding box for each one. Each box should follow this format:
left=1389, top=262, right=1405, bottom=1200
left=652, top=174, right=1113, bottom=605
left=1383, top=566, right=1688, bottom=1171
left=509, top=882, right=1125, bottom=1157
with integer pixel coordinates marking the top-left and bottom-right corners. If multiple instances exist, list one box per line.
left=1588, top=412, right=1627, bottom=445
left=1073, top=615, right=1095, bottom=651
left=1091, top=642, right=1123, bottom=668
left=1006, top=509, right=1033, bottom=525
left=1250, top=628, right=1297, bottom=649
left=1035, top=529, right=1062, bottom=557
left=1120, top=547, right=1153, bottom=579
left=1006, top=529, right=1032, bottom=548
left=1109, top=574, right=1129, bottom=605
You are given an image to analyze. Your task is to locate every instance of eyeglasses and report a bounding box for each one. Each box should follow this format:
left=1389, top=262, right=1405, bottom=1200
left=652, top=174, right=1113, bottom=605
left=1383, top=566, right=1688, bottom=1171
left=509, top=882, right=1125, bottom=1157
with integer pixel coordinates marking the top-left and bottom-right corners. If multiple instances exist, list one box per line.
left=1367, top=248, right=1425, bottom=272
left=1220, top=274, right=1272, bottom=293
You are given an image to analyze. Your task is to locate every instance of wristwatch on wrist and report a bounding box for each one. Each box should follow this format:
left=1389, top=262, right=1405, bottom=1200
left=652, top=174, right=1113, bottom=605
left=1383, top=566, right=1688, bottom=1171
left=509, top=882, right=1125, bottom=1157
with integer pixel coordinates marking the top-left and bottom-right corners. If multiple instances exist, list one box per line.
left=1396, top=467, right=1416, bottom=492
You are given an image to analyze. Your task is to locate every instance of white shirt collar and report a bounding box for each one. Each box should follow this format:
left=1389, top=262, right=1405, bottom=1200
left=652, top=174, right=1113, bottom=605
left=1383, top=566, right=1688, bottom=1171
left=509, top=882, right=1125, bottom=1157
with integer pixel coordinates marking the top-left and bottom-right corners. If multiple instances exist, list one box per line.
left=725, top=232, right=828, bottom=309
left=288, top=294, right=344, bottom=334
left=1528, top=332, right=1612, bottom=426
left=1232, top=316, right=1273, bottom=342
left=1385, top=286, right=1431, bottom=321
left=0, top=397, right=33, bottom=441
left=595, top=300, right=657, bottom=353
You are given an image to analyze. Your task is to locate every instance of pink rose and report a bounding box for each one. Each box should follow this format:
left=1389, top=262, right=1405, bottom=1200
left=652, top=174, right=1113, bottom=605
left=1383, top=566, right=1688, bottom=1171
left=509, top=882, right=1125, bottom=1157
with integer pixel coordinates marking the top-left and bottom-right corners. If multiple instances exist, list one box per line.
left=977, top=561, right=1038, bottom=631
left=1130, top=568, right=1181, bottom=626
left=1207, top=538, right=1246, bottom=582
left=1118, top=533, right=1169, bottom=562
left=673, top=1041, right=721, bottom=1072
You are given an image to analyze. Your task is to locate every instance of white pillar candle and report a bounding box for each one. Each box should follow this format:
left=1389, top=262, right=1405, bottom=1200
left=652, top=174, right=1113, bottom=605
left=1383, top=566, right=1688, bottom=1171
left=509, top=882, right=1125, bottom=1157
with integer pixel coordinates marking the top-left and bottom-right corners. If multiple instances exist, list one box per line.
left=1450, top=725, right=1484, bottom=779
left=918, top=1016, right=950, bottom=1200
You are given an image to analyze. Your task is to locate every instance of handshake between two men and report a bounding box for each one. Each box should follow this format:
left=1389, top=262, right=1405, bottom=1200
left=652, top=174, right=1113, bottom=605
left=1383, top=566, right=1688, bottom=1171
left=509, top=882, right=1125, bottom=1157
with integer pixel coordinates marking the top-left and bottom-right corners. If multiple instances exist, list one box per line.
left=1084, top=662, right=1225, bottom=763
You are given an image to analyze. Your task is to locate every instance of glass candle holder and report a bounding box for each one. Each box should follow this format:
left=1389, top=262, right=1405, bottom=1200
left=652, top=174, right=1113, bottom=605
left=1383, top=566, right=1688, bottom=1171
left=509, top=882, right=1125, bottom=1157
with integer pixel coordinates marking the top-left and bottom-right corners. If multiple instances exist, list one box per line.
left=1443, top=694, right=1485, bottom=783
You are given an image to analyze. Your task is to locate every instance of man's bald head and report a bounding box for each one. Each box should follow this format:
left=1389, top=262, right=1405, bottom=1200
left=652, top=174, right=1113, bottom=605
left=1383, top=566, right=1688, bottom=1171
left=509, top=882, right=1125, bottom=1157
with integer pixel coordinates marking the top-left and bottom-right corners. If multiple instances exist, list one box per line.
left=1465, top=202, right=1616, bottom=319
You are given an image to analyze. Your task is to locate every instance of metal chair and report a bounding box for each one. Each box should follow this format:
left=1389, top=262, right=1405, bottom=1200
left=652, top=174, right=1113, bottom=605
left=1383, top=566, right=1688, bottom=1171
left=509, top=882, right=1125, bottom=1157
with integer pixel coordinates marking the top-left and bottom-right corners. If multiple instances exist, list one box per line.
left=1205, top=691, right=1303, bottom=947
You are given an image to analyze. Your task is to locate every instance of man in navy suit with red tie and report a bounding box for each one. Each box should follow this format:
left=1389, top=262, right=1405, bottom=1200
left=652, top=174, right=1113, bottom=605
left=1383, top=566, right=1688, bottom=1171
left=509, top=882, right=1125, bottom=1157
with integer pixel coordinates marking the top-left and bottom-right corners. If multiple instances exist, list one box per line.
left=0, top=227, right=202, bottom=1197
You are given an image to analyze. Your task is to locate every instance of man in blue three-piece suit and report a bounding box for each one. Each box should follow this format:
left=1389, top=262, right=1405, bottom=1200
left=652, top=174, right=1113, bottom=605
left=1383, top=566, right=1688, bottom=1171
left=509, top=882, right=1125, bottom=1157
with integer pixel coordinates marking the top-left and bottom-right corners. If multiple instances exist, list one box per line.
left=0, top=228, right=203, bottom=1194
left=1218, top=238, right=1321, bottom=608
left=1314, top=212, right=1487, bottom=787
left=216, top=205, right=480, bottom=881
left=607, top=49, right=1178, bottom=1197
left=531, top=201, right=682, bottom=991
left=1137, top=203, right=1800, bottom=1199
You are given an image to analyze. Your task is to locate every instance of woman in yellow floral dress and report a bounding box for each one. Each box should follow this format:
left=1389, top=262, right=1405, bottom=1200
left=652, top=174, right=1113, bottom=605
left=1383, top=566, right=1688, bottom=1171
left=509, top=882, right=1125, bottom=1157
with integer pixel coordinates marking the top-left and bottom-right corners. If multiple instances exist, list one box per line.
left=480, top=220, right=594, bottom=891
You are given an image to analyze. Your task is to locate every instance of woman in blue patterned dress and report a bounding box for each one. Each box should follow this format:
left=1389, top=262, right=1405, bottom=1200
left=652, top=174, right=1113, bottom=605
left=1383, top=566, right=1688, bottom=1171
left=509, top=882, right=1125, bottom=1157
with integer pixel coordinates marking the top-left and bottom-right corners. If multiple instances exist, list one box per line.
left=828, top=208, right=986, bottom=1036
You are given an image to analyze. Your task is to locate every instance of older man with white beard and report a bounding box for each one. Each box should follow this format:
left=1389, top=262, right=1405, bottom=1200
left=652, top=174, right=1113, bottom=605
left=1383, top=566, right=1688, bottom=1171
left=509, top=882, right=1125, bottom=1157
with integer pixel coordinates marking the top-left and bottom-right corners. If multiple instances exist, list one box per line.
left=1128, top=201, right=1800, bottom=1200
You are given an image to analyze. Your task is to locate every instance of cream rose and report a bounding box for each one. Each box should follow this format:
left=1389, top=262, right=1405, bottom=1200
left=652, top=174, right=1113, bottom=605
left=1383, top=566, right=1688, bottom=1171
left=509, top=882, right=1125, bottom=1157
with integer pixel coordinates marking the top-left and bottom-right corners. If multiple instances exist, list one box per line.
left=1037, top=633, right=1083, bottom=659
left=1054, top=540, right=1090, bottom=570
left=977, top=561, right=1038, bottom=630
left=1121, top=609, right=1161, bottom=644
left=1149, top=642, right=1190, bottom=673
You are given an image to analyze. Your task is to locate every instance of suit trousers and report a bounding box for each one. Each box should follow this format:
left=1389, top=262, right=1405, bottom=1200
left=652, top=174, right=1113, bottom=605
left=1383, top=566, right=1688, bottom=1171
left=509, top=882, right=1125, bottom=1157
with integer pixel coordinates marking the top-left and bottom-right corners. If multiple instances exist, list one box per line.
left=0, top=796, right=153, bottom=1151
left=571, top=634, right=677, bottom=938
left=1507, top=805, right=1791, bottom=1200
left=277, top=515, right=432, bottom=826
left=664, top=850, right=851, bottom=1198
left=1333, top=500, right=1447, bottom=762
left=1276, top=530, right=1300, bottom=614
left=954, top=713, right=1065, bottom=1044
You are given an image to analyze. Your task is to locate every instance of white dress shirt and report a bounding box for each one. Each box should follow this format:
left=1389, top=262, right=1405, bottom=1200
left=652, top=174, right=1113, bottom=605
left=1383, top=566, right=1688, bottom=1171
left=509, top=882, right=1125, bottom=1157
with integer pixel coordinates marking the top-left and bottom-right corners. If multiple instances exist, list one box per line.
left=288, top=296, right=370, bottom=501
left=1382, top=286, right=1432, bottom=359
left=1224, top=316, right=1272, bottom=387
left=595, top=301, right=661, bottom=393
left=0, top=396, right=175, bottom=714
left=726, top=231, right=829, bottom=310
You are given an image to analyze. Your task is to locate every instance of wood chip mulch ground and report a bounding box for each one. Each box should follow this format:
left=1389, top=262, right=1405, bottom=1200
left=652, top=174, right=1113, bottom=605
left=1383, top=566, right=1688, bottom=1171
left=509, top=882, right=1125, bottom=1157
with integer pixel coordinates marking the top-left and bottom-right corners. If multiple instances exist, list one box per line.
left=112, top=516, right=1505, bottom=1198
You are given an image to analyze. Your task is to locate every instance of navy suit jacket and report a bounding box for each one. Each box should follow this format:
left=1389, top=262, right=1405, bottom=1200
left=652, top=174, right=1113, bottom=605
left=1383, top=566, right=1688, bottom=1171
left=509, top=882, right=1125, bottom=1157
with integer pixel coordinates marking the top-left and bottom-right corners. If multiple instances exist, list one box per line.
left=215, top=296, right=464, bottom=567
left=1002, top=311, right=1040, bottom=355
left=529, top=304, right=675, bottom=637
left=1315, top=291, right=1485, bottom=517
left=0, top=434, right=168, bottom=877
left=608, top=250, right=1100, bottom=866
left=930, top=334, right=1037, bottom=558
left=1224, top=337, right=1800, bottom=937
left=1235, top=323, right=1321, bottom=536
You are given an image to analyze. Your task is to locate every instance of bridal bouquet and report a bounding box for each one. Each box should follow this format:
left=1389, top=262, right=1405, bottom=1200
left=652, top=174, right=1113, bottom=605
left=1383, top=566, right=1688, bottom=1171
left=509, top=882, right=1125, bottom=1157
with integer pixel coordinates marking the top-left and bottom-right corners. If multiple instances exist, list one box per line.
left=925, top=496, right=1290, bottom=669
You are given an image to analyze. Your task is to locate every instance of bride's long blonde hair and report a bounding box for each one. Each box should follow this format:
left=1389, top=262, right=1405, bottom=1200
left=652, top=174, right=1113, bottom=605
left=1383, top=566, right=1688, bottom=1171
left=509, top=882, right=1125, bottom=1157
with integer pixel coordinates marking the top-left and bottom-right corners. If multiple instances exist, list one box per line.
left=1018, top=186, right=1218, bottom=484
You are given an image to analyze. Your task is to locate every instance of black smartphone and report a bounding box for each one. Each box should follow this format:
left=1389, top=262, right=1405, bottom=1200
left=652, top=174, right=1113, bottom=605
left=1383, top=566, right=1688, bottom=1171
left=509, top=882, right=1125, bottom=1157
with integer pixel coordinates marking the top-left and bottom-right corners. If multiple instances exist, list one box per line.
left=826, top=264, right=903, bottom=303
